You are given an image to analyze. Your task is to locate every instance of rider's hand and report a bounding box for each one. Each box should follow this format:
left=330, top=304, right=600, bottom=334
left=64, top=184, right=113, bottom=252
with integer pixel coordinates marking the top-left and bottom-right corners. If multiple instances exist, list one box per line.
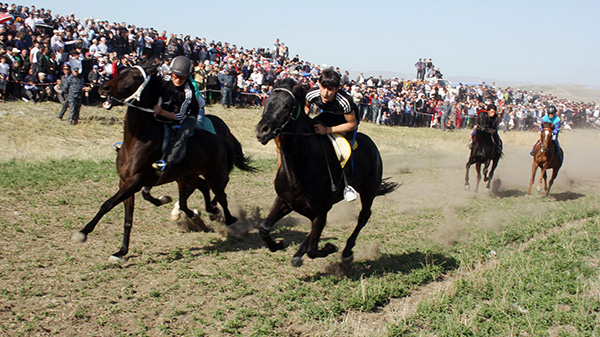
left=153, top=105, right=163, bottom=116
left=314, top=124, right=330, bottom=134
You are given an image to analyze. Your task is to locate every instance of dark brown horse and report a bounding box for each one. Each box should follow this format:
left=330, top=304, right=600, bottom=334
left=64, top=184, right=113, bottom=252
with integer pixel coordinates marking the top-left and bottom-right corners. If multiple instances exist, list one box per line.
left=102, top=61, right=256, bottom=220
left=527, top=122, right=563, bottom=196
left=465, top=111, right=502, bottom=192
left=72, top=60, right=243, bottom=262
left=255, top=79, right=398, bottom=267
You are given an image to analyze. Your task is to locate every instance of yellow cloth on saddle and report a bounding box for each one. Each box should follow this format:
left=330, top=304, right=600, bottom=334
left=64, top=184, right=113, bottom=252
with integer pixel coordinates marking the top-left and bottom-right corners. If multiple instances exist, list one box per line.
left=327, top=133, right=356, bottom=168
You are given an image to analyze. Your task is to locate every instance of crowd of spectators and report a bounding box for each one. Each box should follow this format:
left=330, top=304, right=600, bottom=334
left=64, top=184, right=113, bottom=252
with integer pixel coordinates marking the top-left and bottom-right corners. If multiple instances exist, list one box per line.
left=0, top=3, right=598, bottom=130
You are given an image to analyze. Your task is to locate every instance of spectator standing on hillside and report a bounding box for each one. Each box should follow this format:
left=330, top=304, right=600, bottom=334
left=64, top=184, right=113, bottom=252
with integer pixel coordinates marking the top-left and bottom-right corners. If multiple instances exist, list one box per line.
left=415, top=58, right=425, bottom=81
left=218, top=65, right=236, bottom=108
left=61, top=67, right=85, bottom=125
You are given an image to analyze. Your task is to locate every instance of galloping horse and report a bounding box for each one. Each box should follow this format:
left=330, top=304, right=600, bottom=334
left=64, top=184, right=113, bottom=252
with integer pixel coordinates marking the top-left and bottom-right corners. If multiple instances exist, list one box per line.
left=527, top=122, right=563, bottom=196
left=465, top=111, right=502, bottom=192
left=101, top=60, right=256, bottom=219
left=255, top=79, right=398, bottom=267
left=72, top=60, right=243, bottom=262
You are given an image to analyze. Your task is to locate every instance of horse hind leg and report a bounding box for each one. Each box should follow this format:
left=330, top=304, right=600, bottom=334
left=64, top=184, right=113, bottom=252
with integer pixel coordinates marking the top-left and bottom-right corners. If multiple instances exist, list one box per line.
left=341, top=196, right=374, bottom=265
left=206, top=174, right=237, bottom=225
left=193, top=176, right=221, bottom=220
left=546, top=168, right=560, bottom=196
left=485, top=158, right=499, bottom=191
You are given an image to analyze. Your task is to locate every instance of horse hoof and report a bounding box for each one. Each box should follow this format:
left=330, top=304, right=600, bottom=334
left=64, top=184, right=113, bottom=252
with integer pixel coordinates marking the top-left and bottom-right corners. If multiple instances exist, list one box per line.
left=159, top=196, right=173, bottom=205
left=72, top=231, right=87, bottom=243
left=291, top=257, right=303, bottom=267
left=170, top=212, right=182, bottom=222
left=465, top=184, right=470, bottom=191
left=209, top=210, right=222, bottom=221
left=108, top=255, right=126, bottom=263
left=324, top=242, right=339, bottom=254
left=342, top=253, right=354, bottom=264
left=536, top=187, right=541, bottom=192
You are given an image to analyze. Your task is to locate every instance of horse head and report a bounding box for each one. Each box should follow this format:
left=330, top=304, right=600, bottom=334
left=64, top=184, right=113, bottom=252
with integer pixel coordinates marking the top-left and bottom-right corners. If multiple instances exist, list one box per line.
left=98, top=58, right=160, bottom=101
left=256, top=78, right=307, bottom=145
left=540, top=122, right=554, bottom=153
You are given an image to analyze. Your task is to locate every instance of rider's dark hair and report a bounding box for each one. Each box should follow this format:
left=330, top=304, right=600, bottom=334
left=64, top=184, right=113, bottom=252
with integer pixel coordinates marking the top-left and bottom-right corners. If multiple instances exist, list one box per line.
left=318, top=67, right=341, bottom=89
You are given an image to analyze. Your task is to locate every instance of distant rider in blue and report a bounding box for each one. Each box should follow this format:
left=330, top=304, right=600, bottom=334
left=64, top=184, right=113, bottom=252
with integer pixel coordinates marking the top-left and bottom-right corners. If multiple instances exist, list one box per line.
left=530, top=105, right=561, bottom=159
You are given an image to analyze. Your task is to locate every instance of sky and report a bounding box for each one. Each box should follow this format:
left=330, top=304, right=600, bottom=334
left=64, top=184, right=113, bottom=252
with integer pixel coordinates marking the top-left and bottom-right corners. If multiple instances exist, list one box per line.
left=30, top=0, right=600, bottom=88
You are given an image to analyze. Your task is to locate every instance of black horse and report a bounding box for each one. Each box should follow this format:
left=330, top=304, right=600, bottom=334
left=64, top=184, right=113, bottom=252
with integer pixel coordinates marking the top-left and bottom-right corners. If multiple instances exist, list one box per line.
left=72, top=60, right=248, bottom=262
left=465, top=111, right=502, bottom=192
left=255, top=79, right=398, bottom=267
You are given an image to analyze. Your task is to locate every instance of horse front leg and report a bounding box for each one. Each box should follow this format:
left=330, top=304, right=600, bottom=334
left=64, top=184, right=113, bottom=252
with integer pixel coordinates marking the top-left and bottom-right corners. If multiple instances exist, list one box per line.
left=527, top=162, right=538, bottom=195
left=537, top=167, right=547, bottom=193
left=108, top=196, right=134, bottom=263
left=258, top=196, right=292, bottom=252
left=465, top=159, right=473, bottom=190
left=72, top=176, right=142, bottom=244
left=141, top=186, right=172, bottom=206
left=293, top=213, right=338, bottom=267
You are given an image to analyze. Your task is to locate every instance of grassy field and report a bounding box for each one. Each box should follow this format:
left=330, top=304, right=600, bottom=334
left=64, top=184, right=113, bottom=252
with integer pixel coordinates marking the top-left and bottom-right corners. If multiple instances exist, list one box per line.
left=1, top=101, right=599, bottom=336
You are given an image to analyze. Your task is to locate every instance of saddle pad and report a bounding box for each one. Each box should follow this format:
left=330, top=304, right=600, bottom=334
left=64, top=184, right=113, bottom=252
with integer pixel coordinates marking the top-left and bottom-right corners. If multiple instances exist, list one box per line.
left=327, top=133, right=356, bottom=168
left=196, top=116, right=216, bottom=135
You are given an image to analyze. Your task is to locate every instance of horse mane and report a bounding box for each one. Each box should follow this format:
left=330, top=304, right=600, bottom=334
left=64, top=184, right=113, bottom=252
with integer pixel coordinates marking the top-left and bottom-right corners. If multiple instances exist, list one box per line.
left=541, top=122, right=554, bottom=129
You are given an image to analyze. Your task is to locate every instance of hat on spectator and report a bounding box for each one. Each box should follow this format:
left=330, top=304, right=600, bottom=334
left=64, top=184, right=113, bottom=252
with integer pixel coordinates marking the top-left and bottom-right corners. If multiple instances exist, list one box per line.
left=93, top=65, right=98, bottom=69
left=63, top=64, right=71, bottom=69
left=12, top=47, right=19, bottom=53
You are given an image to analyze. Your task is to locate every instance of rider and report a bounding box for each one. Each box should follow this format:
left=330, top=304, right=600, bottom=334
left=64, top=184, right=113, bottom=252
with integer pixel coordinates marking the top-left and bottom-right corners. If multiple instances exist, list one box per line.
left=468, top=103, right=502, bottom=153
left=304, top=67, right=359, bottom=201
left=530, top=105, right=561, bottom=157
left=152, top=56, right=202, bottom=172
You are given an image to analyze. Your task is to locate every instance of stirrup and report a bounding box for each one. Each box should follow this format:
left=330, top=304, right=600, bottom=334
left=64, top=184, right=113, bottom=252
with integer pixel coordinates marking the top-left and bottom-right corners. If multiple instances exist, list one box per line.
left=152, top=160, right=167, bottom=171
left=344, top=185, right=357, bottom=202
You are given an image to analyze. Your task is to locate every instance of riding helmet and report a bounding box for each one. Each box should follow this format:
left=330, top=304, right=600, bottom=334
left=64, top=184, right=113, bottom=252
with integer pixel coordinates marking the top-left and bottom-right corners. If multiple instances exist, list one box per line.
left=170, top=56, right=193, bottom=77
left=548, top=105, right=557, bottom=115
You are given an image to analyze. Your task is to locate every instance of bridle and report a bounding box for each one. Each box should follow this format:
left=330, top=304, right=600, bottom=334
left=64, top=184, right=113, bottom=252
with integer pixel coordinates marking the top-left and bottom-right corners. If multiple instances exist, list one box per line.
left=270, top=88, right=312, bottom=137
left=540, top=127, right=553, bottom=152
left=109, top=65, right=156, bottom=113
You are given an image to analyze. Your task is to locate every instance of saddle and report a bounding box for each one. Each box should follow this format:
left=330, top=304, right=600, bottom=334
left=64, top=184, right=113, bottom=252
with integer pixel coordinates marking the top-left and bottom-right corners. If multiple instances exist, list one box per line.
left=327, top=133, right=357, bottom=168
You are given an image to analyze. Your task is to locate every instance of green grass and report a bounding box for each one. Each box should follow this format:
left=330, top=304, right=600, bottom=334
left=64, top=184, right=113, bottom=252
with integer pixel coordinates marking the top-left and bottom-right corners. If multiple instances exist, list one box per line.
left=1, top=101, right=600, bottom=336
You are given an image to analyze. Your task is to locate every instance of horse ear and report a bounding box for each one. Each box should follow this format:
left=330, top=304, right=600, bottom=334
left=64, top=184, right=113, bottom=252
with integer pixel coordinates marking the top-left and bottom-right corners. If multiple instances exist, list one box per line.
left=291, top=83, right=307, bottom=104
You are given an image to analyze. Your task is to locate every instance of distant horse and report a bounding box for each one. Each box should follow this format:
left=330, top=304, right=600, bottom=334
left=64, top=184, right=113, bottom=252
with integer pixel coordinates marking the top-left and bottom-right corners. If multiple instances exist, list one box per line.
left=527, top=122, right=563, bottom=196
left=465, top=111, right=502, bottom=192
left=255, top=79, right=398, bottom=267
left=101, top=61, right=256, bottom=220
left=72, top=60, right=244, bottom=262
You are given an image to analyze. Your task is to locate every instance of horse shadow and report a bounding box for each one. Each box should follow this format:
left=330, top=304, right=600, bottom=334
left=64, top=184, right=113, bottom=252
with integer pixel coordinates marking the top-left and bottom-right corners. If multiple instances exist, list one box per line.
left=301, top=250, right=458, bottom=281
left=552, top=191, right=585, bottom=201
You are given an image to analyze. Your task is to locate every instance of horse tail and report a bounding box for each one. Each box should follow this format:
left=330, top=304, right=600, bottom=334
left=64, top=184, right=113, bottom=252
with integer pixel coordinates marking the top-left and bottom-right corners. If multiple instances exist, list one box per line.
left=207, top=114, right=258, bottom=173
left=229, top=133, right=259, bottom=173
left=377, top=177, right=400, bottom=196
